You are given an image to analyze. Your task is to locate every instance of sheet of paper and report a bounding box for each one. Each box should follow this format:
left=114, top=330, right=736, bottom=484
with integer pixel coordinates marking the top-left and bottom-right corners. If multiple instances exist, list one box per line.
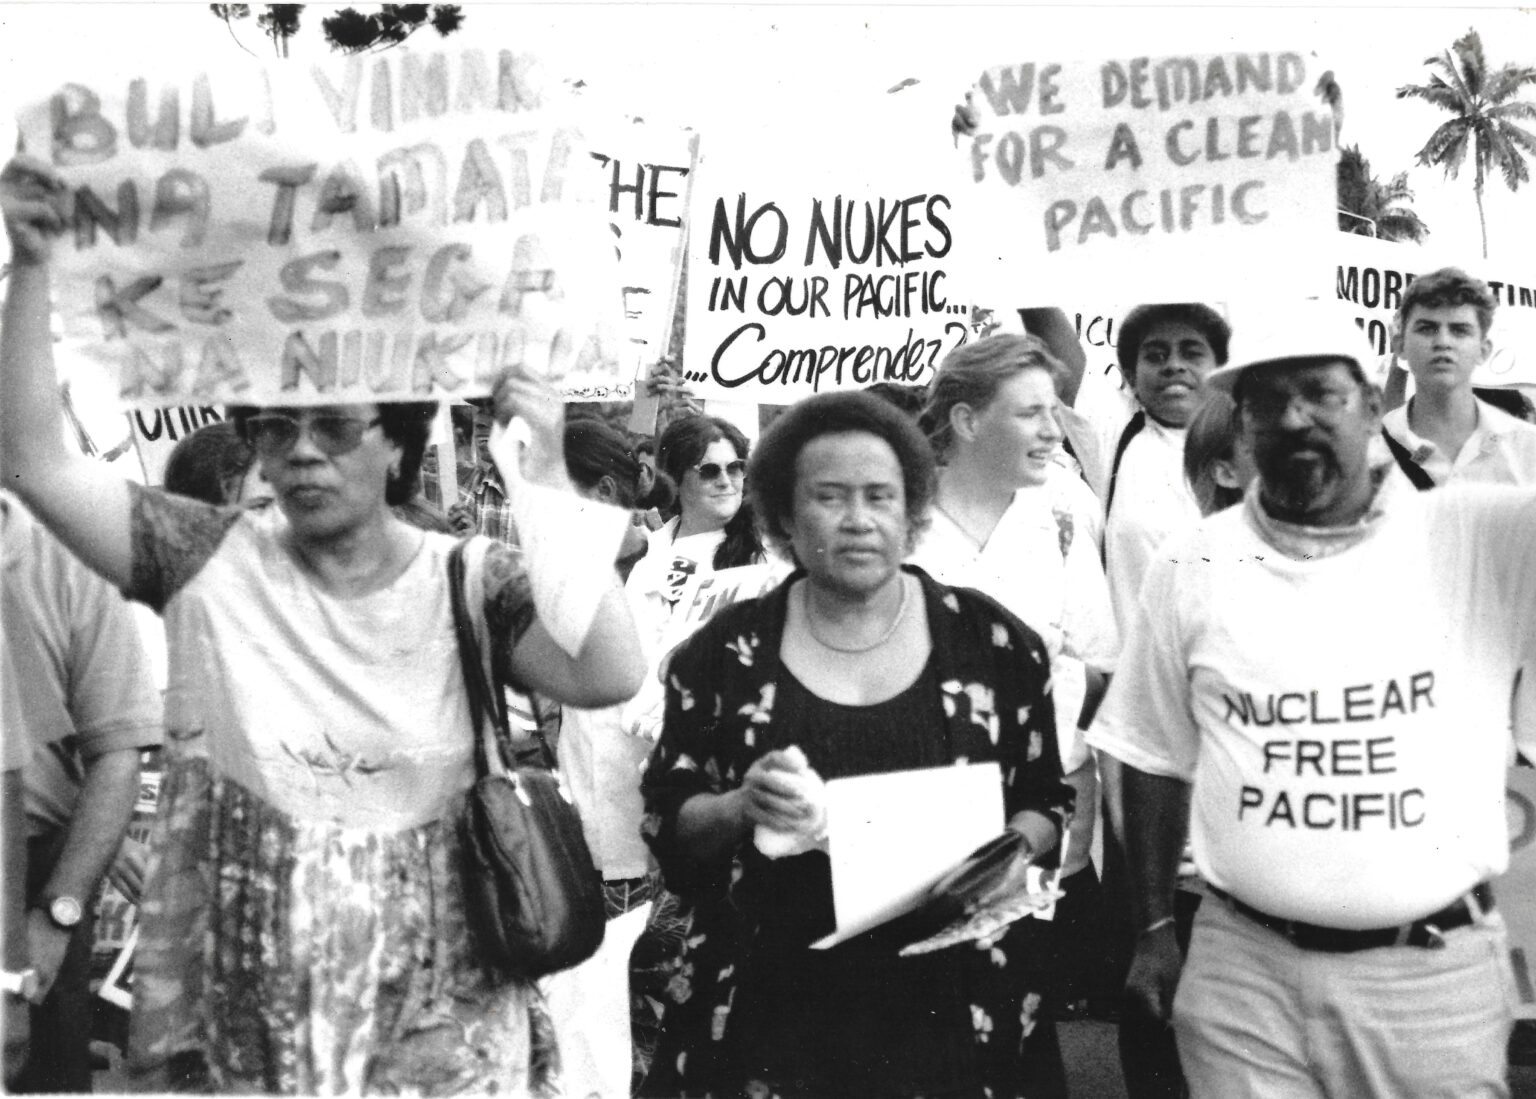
left=811, top=762, right=1003, bottom=950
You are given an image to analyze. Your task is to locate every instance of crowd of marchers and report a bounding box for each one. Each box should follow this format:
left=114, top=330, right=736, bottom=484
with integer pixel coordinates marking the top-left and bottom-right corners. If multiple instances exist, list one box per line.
left=3, top=147, right=1535, bottom=1099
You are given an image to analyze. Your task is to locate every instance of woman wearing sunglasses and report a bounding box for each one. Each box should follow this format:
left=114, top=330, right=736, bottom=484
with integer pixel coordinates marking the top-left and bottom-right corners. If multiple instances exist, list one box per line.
left=0, top=154, right=645, bottom=1094
left=629, top=414, right=765, bottom=607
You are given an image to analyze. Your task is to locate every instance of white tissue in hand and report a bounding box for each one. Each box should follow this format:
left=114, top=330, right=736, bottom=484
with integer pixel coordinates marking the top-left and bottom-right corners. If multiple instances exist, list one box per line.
left=754, top=746, right=829, bottom=859
left=488, top=420, right=629, bottom=657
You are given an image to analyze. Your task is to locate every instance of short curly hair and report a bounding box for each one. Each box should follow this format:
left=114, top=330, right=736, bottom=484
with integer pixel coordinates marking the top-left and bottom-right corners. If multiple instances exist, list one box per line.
left=1116, top=303, right=1231, bottom=382
left=228, top=401, right=436, bottom=507
left=1398, top=266, right=1497, bottom=337
left=749, top=390, right=935, bottom=561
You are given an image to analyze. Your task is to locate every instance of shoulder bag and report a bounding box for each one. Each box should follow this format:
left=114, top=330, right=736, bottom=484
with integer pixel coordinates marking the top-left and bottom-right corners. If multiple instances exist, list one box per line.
left=448, top=539, right=606, bottom=979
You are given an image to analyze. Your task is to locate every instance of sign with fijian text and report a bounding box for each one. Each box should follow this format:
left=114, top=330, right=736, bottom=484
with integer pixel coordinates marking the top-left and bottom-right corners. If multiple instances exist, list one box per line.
left=961, top=49, right=1338, bottom=303
left=682, top=98, right=978, bottom=401
left=15, top=48, right=627, bottom=408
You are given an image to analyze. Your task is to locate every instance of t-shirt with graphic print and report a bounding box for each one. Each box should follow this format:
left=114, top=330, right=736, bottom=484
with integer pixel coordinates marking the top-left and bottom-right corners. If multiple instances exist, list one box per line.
left=1088, top=472, right=1536, bottom=928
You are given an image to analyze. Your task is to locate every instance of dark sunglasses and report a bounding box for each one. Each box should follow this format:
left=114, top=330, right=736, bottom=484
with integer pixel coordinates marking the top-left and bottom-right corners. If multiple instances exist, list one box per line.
left=693, top=459, right=747, bottom=482
left=244, top=413, right=383, bottom=458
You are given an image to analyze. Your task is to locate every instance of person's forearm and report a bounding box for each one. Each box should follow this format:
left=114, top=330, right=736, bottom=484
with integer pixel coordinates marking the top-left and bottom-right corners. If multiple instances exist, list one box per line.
left=674, top=789, right=750, bottom=867
left=1121, top=765, right=1191, bottom=932
left=2, top=771, right=28, bottom=971
left=573, top=583, right=647, bottom=702
left=38, top=750, right=140, bottom=907
left=1018, top=306, right=1086, bottom=407
left=1077, top=668, right=1110, bottom=731
left=1006, top=808, right=1060, bottom=859
left=0, top=261, right=69, bottom=495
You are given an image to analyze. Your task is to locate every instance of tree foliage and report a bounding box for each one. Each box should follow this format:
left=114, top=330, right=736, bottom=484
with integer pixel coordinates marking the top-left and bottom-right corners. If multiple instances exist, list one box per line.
left=1396, top=27, right=1536, bottom=257
left=1336, top=145, right=1430, bottom=242
left=210, top=4, right=464, bottom=57
left=320, top=5, right=466, bottom=53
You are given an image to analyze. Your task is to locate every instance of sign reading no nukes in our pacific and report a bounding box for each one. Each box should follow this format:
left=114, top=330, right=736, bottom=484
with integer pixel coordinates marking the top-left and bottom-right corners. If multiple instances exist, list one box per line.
left=963, top=49, right=1339, bottom=302
left=683, top=173, right=977, bottom=399
left=17, top=48, right=627, bottom=408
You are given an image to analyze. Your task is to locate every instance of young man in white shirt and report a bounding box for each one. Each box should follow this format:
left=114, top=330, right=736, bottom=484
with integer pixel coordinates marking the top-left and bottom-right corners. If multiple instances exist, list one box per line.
left=1089, top=301, right=1533, bottom=1099
left=1381, top=266, right=1536, bottom=487
left=1047, top=304, right=1231, bottom=632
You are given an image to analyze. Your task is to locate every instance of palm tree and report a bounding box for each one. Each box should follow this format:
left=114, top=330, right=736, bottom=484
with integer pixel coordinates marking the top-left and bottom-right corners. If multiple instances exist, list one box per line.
left=1396, top=28, right=1536, bottom=258
left=1336, top=145, right=1430, bottom=242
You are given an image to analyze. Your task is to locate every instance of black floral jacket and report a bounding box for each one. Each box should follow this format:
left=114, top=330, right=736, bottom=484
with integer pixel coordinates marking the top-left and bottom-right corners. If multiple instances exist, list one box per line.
left=639, top=565, right=1074, bottom=1098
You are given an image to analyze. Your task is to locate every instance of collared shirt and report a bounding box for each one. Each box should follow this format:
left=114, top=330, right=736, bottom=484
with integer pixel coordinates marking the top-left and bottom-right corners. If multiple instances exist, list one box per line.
left=910, top=468, right=1120, bottom=766
left=1382, top=397, right=1536, bottom=488
left=1101, top=417, right=1200, bottom=631
left=459, top=462, right=519, bottom=545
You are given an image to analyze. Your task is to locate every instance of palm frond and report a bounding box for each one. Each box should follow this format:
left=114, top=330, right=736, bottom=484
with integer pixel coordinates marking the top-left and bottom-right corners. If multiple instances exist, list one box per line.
left=1416, top=119, right=1472, bottom=177
left=1482, top=64, right=1536, bottom=105
left=1450, top=29, right=1487, bottom=98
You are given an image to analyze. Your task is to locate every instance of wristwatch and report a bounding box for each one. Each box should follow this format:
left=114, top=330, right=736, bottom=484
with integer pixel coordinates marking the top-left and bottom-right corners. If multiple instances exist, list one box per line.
left=40, top=895, right=84, bottom=931
left=0, top=968, right=39, bottom=1000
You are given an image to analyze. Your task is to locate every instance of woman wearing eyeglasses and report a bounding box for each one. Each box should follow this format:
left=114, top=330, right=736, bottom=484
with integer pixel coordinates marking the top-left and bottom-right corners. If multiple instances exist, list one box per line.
left=0, top=154, right=646, bottom=1095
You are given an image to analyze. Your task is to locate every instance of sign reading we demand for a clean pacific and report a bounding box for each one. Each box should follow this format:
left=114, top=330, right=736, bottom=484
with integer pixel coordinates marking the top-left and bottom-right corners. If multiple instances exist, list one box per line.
left=681, top=96, right=978, bottom=401
left=961, top=49, right=1339, bottom=303
left=15, top=48, right=629, bottom=408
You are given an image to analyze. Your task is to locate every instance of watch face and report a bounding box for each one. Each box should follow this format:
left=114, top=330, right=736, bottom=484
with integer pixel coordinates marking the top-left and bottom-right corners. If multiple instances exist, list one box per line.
left=48, top=896, right=83, bottom=928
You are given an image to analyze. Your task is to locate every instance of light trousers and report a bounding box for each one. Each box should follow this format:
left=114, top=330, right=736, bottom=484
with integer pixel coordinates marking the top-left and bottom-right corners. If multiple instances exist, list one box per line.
left=1172, top=894, right=1515, bottom=1099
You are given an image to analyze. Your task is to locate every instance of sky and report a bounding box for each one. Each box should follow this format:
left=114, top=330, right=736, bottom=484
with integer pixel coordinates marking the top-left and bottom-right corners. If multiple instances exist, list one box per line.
left=0, top=2, right=1531, bottom=263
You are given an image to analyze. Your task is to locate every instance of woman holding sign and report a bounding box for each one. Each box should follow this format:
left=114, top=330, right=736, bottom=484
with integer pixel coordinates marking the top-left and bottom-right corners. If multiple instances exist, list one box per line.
left=640, top=391, right=1073, bottom=1099
left=0, top=155, right=646, bottom=1095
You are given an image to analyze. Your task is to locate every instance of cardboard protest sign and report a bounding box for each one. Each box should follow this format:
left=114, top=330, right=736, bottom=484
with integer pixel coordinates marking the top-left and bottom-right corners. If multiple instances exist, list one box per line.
left=682, top=93, right=979, bottom=401
left=959, top=49, right=1338, bottom=304
left=15, top=48, right=627, bottom=408
left=1331, top=235, right=1536, bottom=390
left=127, top=404, right=225, bottom=485
left=584, top=120, right=697, bottom=400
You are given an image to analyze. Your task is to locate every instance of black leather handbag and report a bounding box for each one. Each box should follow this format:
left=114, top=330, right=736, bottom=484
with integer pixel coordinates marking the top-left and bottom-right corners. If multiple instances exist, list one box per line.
left=448, top=541, right=606, bottom=979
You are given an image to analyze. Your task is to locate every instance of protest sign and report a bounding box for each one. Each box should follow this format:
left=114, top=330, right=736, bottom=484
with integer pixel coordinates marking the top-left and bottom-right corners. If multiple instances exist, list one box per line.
left=682, top=92, right=979, bottom=401
left=127, top=404, right=224, bottom=485
left=15, top=47, right=627, bottom=408
left=584, top=120, right=697, bottom=400
left=959, top=49, right=1338, bottom=304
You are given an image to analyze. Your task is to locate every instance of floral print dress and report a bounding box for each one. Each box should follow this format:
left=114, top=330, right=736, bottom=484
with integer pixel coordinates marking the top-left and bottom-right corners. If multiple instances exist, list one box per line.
left=121, top=485, right=561, bottom=1095
left=640, top=566, right=1074, bottom=1099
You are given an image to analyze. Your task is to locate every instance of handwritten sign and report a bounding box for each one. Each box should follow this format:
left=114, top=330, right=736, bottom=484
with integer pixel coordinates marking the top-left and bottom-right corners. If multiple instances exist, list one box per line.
left=961, top=50, right=1338, bottom=302
left=127, top=404, right=224, bottom=485
left=583, top=120, right=697, bottom=401
left=15, top=48, right=627, bottom=408
left=681, top=94, right=978, bottom=401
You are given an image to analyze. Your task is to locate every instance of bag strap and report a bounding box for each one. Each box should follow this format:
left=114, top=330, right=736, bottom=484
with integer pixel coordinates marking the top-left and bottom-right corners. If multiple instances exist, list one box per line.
left=1380, top=428, right=1437, bottom=492
left=1103, top=409, right=1147, bottom=519
left=447, top=539, right=559, bottom=776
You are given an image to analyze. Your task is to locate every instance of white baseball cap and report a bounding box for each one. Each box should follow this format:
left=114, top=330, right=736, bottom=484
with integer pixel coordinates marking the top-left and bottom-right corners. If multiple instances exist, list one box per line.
left=1206, top=300, right=1380, bottom=393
